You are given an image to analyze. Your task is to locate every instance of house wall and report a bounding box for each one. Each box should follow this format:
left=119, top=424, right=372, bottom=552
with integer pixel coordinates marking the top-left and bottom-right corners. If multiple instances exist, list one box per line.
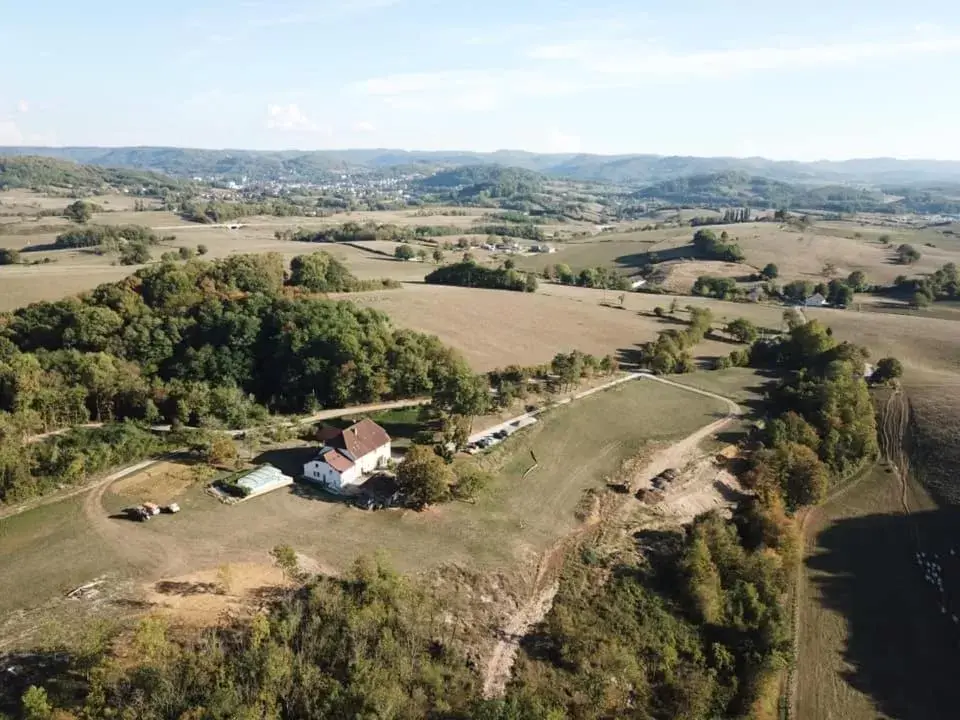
left=303, top=460, right=343, bottom=491
left=302, top=442, right=391, bottom=493
left=354, top=443, right=391, bottom=477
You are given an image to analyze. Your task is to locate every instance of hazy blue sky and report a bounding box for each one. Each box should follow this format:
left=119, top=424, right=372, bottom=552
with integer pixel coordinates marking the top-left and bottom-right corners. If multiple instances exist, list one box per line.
left=2, top=0, right=959, bottom=159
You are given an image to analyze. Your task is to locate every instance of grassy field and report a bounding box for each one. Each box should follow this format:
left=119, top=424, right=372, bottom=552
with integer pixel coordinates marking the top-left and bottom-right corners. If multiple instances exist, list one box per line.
left=517, top=220, right=960, bottom=292
left=0, top=497, right=126, bottom=614
left=0, top=379, right=725, bottom=615
left=796, top=462, right=960, bottom=719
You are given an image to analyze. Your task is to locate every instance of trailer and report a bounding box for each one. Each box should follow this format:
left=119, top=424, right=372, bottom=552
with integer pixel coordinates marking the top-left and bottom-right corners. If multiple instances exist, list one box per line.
left=142, top=502, right=161, bottom=516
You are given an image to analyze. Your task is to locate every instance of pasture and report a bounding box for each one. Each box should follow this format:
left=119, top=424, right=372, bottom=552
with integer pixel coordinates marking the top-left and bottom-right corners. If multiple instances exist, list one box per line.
left=517, top=220, right=960, bottom=293
left=796, top=463, right=960, bottom=719
left=0, top=379, right=725, bottom=617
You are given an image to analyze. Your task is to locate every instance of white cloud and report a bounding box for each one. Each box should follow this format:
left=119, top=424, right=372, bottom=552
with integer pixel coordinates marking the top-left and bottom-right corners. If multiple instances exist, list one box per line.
left=265, top=103, right=330, bottom=134
left=544, top=129, right=581, bottom=153
left=353, top=29, right=960, bottom=111
left=354, top=120, right=376, bottom=132
left=16, top=100, right=29, bottom=113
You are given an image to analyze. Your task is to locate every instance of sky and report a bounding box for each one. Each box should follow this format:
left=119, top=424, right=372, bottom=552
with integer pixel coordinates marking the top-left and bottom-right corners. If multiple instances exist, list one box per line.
left=2, top=0, right=960, bottom=160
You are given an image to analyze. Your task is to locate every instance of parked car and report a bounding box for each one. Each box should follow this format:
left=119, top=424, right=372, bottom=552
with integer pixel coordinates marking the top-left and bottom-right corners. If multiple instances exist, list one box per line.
left=124, top=506, right=151, bottom=522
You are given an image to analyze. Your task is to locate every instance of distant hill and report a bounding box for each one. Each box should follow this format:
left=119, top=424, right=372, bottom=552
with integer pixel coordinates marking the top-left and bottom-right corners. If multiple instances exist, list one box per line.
left=5, top=146, right=960, bottom=187
left=416, top=165, right=545, bottom=199
left=0, top=155, right=185, bottom=194
left=631, top=171, right=891, bottom=212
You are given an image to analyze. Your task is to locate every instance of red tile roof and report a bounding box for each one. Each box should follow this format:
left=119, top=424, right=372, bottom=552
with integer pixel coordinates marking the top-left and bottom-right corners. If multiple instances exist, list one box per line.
left=324, top=418, right=391, bottom=459
left=322, top=449, right=354, bottom=473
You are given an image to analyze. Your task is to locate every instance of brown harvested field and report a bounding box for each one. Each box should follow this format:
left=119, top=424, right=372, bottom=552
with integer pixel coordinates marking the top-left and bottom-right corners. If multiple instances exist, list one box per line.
left=0, top=190, right=159, bottom=213
left=0, top=263, right=133, bottom=310
left=346, top=284, right=745, bottom=370
left=0, top=379, right=726, bottom=615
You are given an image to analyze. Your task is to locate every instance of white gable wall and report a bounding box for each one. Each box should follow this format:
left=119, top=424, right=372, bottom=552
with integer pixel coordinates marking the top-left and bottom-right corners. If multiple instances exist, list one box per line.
left=302, top=442, right=389, bottom=493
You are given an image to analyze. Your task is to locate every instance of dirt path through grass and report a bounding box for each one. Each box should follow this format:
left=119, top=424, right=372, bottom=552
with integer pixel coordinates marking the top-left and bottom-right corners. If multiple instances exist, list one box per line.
left=481, top=375, right=743, bottom=697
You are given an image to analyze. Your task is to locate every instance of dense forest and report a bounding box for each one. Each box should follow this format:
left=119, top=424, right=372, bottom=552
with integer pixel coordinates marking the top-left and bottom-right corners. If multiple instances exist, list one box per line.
left=0, top=251, right=477, bottom=502
left=415, top=165, right=545, bottom=200
left=0, top=155, right=185, bottom=195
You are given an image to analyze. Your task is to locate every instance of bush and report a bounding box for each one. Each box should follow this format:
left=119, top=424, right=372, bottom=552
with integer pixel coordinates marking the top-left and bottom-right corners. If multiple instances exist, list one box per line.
left=0, top=247, right=20, bottom=264
left=394, top=244, right=417, bottom=260
left=760, top=262, right=779, bottom=280
left=196, top=243, right=209, bottom=255
left=119, top=241, right=152, bottom=265
left=872, top=357, right=904, bottom=385
left=712, top=356, right=732, bottom=370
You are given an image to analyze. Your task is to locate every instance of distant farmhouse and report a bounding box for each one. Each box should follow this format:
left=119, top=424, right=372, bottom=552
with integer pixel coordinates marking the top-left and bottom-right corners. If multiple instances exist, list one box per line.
left=303, top=419, right=391, bottom=493
left=804, top=292, right=827, bottom=307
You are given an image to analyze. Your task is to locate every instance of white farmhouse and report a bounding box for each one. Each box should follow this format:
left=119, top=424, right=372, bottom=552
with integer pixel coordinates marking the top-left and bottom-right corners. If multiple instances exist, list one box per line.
left=804, top=292, right=827, bottom=307
left=303, top=419, right=391, bottom=493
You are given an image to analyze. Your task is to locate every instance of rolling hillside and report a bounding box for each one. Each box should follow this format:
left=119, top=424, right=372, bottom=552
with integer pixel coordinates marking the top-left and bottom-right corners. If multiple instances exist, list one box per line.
left=6, top=146, right=960, bottom=186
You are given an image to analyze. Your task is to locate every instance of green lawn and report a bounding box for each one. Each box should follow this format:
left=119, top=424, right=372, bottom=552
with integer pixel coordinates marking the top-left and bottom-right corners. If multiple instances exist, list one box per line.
left=0, top=498, right=123, bottom=614
left=0, top=379, right=727, bottom=616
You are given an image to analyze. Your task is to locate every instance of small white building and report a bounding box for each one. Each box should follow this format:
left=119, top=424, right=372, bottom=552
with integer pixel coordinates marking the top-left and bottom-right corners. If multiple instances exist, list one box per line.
left=804, top=292, right=827, bottom=307
left=303, top=419, right=391, bottom=493
left=630, top=278, right=647, bottom=290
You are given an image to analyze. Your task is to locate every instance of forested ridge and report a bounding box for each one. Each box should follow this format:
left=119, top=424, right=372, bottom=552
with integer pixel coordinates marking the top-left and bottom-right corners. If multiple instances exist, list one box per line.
left=0, top=252, right=475, bottom=502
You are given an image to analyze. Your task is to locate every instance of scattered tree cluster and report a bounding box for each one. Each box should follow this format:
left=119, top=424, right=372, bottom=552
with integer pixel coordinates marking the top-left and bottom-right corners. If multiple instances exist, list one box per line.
left=53, top=224, right=158, bottom=249
left=541, top=263, right=631, bottom=290
left=424, top=259, right=538, bottom=293
left=179, top=199, right=301, bottom=223
left=63, top=199, right=103, bottom=223
left=895, top=243, right=922, bottom=265
left=692, top=275, right=739, bottom=300
left=890, top=262, right=958, bottom=306
left=691, top=228, right=746, bottom=262
left=689, top=207, right=752, bottom=226
left=641, top=306, right=714, bottom=374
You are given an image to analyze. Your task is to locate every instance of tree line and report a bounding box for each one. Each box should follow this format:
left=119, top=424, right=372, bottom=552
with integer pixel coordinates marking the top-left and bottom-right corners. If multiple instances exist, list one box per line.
left=540, top=262, right=632, bottom=290
left=745, top=318, right=880, bottom=508
left=425, top=259, right=538, bottom=293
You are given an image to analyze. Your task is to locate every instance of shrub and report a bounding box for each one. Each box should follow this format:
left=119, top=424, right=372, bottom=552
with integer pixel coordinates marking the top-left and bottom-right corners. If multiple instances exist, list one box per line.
left=0, top=247, right=20, bottom=265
